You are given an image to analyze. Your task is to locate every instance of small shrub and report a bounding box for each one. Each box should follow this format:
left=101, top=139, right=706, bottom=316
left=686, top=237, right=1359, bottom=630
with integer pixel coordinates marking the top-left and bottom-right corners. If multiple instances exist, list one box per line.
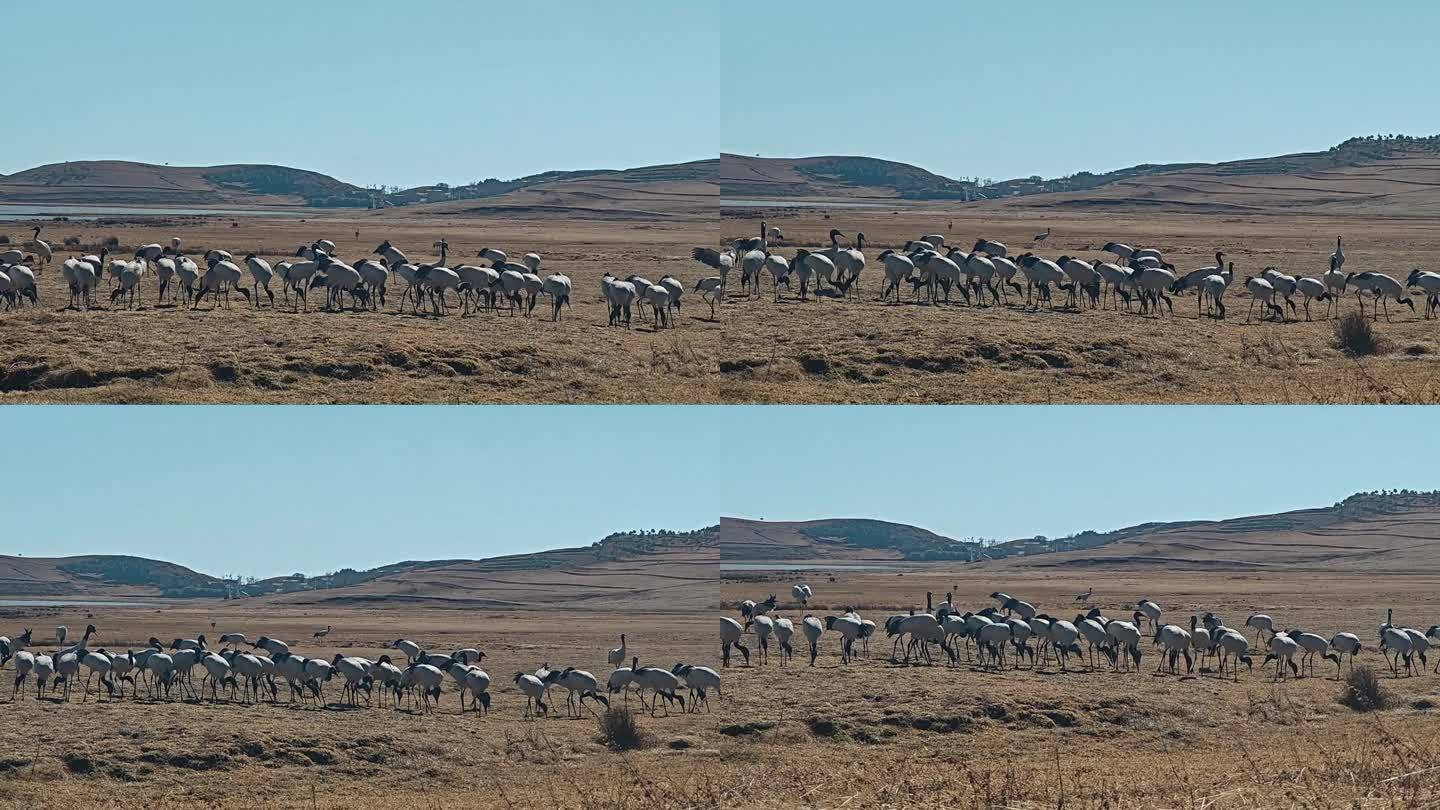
left=1335, top=312, right=1381, bottom=356
left=807, top=717, right=839, bottom=737
left=1340, top=665, right=1389, bottom=711
left=101, top=236, right=121, bottom=249
left=597, top=708, right=647, bottom=751
left=0, top=235, right=8, bottom=244
left=63, top=236, right=81, bottom=247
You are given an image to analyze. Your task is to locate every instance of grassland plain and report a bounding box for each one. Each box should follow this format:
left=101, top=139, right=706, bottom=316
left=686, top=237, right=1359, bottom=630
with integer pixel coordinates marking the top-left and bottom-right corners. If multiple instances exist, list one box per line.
left=0, top=602, right=736, bottom=808
left=719, top=567, right=1440, bottom=807
left=0, top=213, right=719, bottom=404
left=719, top=209, right=1440, bottom=404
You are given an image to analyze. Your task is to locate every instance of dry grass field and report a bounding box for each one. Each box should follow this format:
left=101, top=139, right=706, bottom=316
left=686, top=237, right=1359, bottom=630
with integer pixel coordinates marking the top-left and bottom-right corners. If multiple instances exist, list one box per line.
left=720, top=567, right=1440, bottom=807
left=719, top=209, right=1440, bottom=403
left=0, top=213, right=719, bottom=403
left=0, top=601, right=730, bottom=808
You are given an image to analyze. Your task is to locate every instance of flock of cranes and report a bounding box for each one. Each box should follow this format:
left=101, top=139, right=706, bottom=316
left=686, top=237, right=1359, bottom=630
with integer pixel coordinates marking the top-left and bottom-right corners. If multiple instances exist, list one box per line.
left=702, top=226, right=1440, bottom=323
left=0, top=228, right=706, bottom=330
left=723, top=586, right=1438, bottom=683
left=0, top=626, right=719, bottom=719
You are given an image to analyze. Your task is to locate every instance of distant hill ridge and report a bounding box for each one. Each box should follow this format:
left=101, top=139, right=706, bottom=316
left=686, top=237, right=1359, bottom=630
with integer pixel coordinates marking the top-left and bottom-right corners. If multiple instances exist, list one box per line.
left=724, top=134, right=1440, bottom=214
left=0, top=525, right=718, bottom=600
left=722, top=490, right=1440, bottom=569
left=0, top=161, right=369, bottom=208
left=722, top=154, right=975, bottom=200
left=0, top=157, right=717, bottom=211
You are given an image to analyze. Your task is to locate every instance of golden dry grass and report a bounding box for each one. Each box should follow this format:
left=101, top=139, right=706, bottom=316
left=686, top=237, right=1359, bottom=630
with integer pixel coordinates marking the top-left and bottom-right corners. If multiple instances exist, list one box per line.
left=0, top=602, right=728, bottom=807
left=719, top=209, right=1440, bottom=403
left=719, top=568, right=1440, bottom=807
left=0, top=213, right=719, bottom=403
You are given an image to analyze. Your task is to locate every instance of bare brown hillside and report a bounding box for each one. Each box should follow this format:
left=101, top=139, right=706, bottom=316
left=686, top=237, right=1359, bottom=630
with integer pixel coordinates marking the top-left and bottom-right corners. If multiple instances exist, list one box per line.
left=409, top=159, right=717, bottom=221
left=260, top=544, right=717, bottom=612
left=719, top=517, right=958, bottom=561
left=993, top=505, right=1440, bottom=573
left=721, top=153, right=970, bottom=200
left=1, top=529, right=718, bottom=610
left=726, top=139, right=1440, bottom=214
left=996, top=151, right=1440, bottom=216
left=0, top=555, right=221, bottom=598
left=0, top=161, right=364, bottom=207
left=722, top=495, right=1440, bottom=573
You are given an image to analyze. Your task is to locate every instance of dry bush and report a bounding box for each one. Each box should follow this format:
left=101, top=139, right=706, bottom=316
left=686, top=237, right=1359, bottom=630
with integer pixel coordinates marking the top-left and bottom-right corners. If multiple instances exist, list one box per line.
left=1340, top=665, right=1390, bottom=711
left=597, top=708, right=647, bottom=751
left=1335, top=312, right=1382, bottom=356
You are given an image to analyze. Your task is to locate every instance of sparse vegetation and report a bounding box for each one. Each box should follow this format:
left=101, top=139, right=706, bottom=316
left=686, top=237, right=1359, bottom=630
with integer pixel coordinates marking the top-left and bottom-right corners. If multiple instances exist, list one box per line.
left=1340, top=665, right=1390, bottom=711
left=721, top=210, right=1440, bottom=404
left=722, top=570, right=1440, bottom=807
left=0, top=217, right=719, bottom=404
left=1335, top=311, right=1382, bottom=356
left=597, top=708, right=648, bottom=751
left=0, top=601, right=714, bottom=806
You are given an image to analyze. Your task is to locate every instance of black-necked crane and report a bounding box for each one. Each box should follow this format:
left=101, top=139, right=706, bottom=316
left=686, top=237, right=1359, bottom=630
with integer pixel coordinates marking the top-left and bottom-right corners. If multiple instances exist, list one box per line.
left=1346, top=271, right=1414, bottom=321
left=1406, top=269, right=1440, bottom=318
left=607, top=634, right=627, bottom=669
left=1325, top=632, right=1362, bottom=678
left=1215, top=631, right=1252, bottom=681
left=721, top=617, right=749, bottom=667
left=1293, top=275, right=1331, bottom=320
left=28, top=226, right=51, bottom=271
left=1244, top=276, right=1285, bottom=322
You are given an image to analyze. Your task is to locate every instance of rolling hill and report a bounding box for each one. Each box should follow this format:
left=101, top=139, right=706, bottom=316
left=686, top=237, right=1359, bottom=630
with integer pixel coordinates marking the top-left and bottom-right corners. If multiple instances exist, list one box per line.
left=728, top=135, right=1440, bottom=215
left=994, top=141, right=1440, bottom=216
left=0, top=161, right=370, bottom=208
left=0, top=157, right=717, bottom=217
left=0, top=526, right=718, bottom=612
left=721, top=154, right=975, bottom=200
left=405, top=158, right=717, bottom=220
left=719, top=517, right=970, bottom=561
left=721, top=492, right=1440, bottom=573
left=0, top=555, right=225, bottom=598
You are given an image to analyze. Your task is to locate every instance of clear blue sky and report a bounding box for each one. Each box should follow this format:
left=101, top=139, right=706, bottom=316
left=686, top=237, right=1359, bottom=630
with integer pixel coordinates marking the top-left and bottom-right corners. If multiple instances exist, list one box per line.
left=719, top=406, right=1440, bottom=544
left=5, top=2, right=716, bottom=188
left=722, top=0, right=1440, bottom=182
left=9, top=406, right=719, bottom=579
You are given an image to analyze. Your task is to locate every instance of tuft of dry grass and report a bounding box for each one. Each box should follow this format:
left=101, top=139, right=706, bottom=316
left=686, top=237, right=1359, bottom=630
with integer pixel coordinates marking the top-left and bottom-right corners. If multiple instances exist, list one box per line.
left=596, top=708, right=648, bottom=751
left=1340, top=664, right=1391, bottom=711
left=1335, top=311, right=1382, bottom=356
